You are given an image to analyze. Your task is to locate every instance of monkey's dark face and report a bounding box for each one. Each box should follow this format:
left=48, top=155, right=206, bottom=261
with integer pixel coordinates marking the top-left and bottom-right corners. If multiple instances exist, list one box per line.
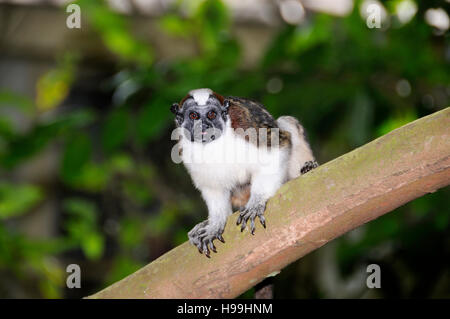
left=171, top=94, right=229, bottom=144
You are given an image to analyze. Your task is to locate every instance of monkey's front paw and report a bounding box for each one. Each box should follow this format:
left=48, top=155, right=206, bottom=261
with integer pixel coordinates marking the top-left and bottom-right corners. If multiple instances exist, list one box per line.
left=237, top=203, right=266, bottom=235
left=188, top=220, right=225, bottom=258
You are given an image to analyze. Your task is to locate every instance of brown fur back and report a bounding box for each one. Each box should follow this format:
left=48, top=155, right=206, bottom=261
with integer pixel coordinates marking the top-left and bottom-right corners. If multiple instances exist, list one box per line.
left=227, top=96, right=291, bottom=148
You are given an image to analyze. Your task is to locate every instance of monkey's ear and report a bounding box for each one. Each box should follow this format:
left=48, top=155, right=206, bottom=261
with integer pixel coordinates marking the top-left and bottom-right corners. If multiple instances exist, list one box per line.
left=170, top=103, right=179, bottom=114
left=223, top=99, right=230, bottom=111
left=222, top=99, right=230, bottom=118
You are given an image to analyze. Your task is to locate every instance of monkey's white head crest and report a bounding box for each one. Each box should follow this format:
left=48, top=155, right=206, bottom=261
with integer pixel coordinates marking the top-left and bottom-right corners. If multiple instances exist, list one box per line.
left=189, top=88, right=213, bottom=106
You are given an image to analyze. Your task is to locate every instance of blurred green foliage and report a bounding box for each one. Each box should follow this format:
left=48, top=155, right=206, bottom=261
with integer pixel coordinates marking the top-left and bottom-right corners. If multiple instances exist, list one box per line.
left=0, top=0, right=448, bottom=298
left=36, top=54, right=78, bottom=112
left=64, top=198, right=104, bottom=261
left=0, top=183, right=43, bottom=221
left=77, top=0, right=153, bottom=65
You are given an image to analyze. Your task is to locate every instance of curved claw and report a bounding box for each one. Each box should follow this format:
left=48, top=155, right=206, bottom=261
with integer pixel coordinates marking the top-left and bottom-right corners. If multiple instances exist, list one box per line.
left=217, top=234, right=225, bottom=243
left=240, top=218, right=247, bottom=232
left=201, top=242, right=210, bottom=257
left=259, top=215, right=266, bottom=228
left=209, top=241, right=217, bottom=253
left=237, top=208, right=249, bottom=226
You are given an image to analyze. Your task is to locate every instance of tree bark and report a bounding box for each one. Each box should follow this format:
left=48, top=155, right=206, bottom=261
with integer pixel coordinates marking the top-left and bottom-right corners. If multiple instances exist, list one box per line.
left=87, top=107, right=450, bottom=299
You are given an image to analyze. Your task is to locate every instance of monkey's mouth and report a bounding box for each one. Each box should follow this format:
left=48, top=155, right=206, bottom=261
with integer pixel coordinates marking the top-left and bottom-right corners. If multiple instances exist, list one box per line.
left=189, top=126, right=222, bottom=143
left=201, top=131, right=215, bottom=142
left=202, top=131, right=215, bottom=138
left=190, top=131, right=217, bottom=143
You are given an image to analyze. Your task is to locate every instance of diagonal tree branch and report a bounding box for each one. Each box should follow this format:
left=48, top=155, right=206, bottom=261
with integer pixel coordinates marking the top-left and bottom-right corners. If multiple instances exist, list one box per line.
left=87, top=107, right=450, bottom=299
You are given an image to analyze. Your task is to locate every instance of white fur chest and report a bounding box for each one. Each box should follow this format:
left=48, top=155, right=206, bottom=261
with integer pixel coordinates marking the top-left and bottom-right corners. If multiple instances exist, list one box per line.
left=181, top=128, right=251, bottom=190
left=180, top=125, right=286, bottom=191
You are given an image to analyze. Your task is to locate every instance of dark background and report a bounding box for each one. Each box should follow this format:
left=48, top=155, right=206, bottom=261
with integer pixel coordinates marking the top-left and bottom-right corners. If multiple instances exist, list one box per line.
left=0, top=0, right=449, bottom=298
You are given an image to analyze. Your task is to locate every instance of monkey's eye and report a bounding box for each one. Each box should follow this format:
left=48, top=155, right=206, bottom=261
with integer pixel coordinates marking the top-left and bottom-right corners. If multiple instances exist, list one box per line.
left=189, top=112, right=199, bottom=120
left=207, top=111, right=216, bottom=120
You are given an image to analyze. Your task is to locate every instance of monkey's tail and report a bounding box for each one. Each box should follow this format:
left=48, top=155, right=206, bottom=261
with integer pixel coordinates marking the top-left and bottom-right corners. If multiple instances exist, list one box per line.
left=276, top=116, right=317, bottom=180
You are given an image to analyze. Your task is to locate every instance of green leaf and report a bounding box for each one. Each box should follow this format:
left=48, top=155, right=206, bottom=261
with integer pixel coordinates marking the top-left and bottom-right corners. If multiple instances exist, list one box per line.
left=0, top=117, right=15, bottom=139
left=119, top=218, right=145, bottom=248
left=61, top=133, right=92, bottom=183
left=377, top=110, right=417, bottom=136
left=0, top=90, right=34, bottom=113
left=148, top=206, right=177, bottom=236
left=63, top=198, right=104, bottom=260
left=67, top=162, right=110, bottom=192
left=56, top=109, right=96, bottom=130
left=0, top=183, right=43, bottom=219
left=1, top=122, right=62, bottom=168
left=108, top=153, right=134, bottom=174
left=136, top=98, right=171, bottom=143
left=64, top=198, right=97, bottom=224
left=194, top=0, right=230, bottom=53
left=36, top=53, right=78, bottom=111
left=159, top=14, right=193, bottom=37
left=78, top=0, right=153, bottom=65
left=102, top=107, right=129, bottom=153
left=81, top=231, right=104, bottom=261
left=123, top=180, right=153, bottom=206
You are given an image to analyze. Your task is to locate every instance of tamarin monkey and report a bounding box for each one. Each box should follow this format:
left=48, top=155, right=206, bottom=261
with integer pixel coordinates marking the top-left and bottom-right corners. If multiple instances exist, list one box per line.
left=170, top=88, right=318, bottom=257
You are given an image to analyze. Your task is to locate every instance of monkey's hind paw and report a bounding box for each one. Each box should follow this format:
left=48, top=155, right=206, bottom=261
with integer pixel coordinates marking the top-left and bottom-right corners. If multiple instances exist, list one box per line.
left=300, top=160, right=319, bottom=175
left=188, top=220, right=225, bottom=258
left=237, top=204, right=266, bottom=235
